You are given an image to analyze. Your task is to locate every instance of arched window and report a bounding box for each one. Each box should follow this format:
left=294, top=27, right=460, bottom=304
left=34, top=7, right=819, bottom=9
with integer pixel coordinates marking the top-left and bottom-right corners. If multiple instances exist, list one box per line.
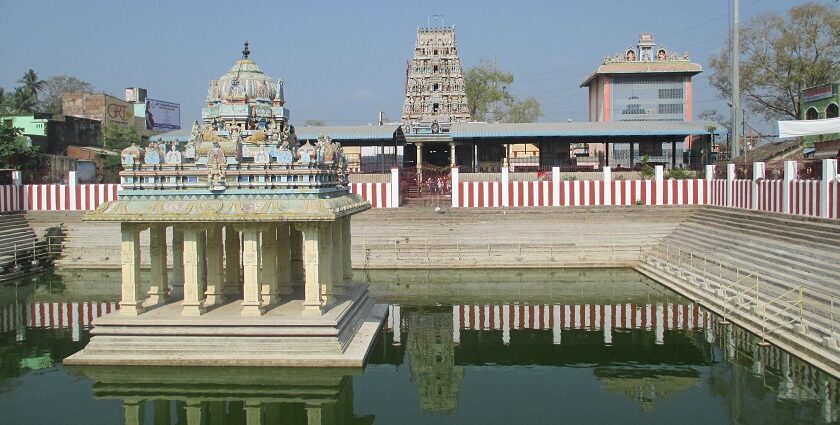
left=827, top=103, right=839, bottom=119
left=806, top=107, right=819, bottom=120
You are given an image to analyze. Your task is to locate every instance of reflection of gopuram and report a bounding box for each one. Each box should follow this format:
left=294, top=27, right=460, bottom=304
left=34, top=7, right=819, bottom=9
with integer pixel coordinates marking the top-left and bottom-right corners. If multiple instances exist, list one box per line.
left=65, top=43, right=387, bottom=367
left=69, top=366, right=373, bottom=425
left=405, top=307, right=464, bottom=413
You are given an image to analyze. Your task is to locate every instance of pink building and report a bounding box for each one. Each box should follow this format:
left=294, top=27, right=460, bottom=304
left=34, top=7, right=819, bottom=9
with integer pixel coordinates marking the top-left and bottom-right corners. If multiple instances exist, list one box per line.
left=580, top=34, right=703, bottom=168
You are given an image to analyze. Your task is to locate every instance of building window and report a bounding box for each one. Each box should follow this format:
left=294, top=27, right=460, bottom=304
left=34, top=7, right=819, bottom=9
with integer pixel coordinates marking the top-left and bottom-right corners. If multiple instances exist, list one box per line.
left=827, top=103, right=839, bottom=119
left=433, top=65, right=439, bottom=73
left=433, top=103, right=439, bottom=113
left=658, top=104, right=684, bottom=114
left=806, top=107, right=819, bottom=120
left=433, top=83, right=439, bottom=91
left=658, top=88, right=683, bottom=99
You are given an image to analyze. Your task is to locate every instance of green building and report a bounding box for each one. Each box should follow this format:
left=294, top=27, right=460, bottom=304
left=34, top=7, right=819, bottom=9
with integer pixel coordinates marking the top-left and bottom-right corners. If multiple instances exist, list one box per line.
left=801, top=82, right=840, bottom=152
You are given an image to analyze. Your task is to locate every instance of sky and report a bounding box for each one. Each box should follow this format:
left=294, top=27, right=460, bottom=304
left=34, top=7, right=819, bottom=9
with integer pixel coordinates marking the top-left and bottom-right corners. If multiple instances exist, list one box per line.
left=0, top=0, right=829, bottom=133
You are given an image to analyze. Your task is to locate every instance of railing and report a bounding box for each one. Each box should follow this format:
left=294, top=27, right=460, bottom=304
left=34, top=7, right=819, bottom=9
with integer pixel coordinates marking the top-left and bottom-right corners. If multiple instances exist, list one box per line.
left=119, top=163, right=342, bottom=191
left=640, top=243, right=839, bottom=346
left=2, top=235, right=65, bottom=276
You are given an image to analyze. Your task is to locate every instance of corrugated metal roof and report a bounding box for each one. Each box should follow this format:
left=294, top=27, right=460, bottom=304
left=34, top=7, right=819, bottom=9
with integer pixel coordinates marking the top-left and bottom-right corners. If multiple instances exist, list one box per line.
left=450, top=121, right=718, bottom=138
left=581, top=61, right=702, bottom=87
left=295, top=124, right=401, bottom=141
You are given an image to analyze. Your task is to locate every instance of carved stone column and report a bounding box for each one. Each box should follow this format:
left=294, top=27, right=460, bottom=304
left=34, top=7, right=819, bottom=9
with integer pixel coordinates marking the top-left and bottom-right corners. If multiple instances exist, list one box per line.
left=290, top=226, right=304, bottom=288
left=276, top=223, right=293, bottom=295
left=341, top=217, right=352, bottom=283
left=318, top=222, right=336, bottom=306
left=205, top=224, right=225, bottom=306
left=181, top=226, right=207, bottom=316
left=119, top=223, right=146, bottom=315
left=147, top=224, right=169, bottom=305
left=260, top=226, right=278, bottom=305
left=224, top=225, right=241, bottom=295
left=416, top=142, right=424, bottom=182
left=298, top=222, right=331, bottom=313
left=171, top=229, right=184, bottom=290
left=331, top=218, right=344, bottom=294
left=240, top=226, right=265, bottom=316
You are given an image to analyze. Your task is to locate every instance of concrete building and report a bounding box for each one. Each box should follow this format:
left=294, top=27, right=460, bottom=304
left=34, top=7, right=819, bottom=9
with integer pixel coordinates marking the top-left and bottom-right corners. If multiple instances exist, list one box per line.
left=580, top=33, right=704, bottom=168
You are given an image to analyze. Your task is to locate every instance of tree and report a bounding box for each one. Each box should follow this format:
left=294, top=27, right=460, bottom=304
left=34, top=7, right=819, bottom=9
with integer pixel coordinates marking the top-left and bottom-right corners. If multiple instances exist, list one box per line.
left=709, top=3, right=840, bottom=120
left=0, top=87, right=8, bottom=114
left=99, top=125, right=141, bottom=182
left=38, top=75, right=95, bottom=114
left=10, top=87, right=36, bottom=113
left=17, top=69, right=45, bottom=105
left=465, top=60, right=542, bottom=123
left=493, top=96, right=543, bottom=123
left=0, top=126, right=42, bottom=170
left=464, top=60, right=514, bottom=121
left=303, top=119, right=326, bottom=127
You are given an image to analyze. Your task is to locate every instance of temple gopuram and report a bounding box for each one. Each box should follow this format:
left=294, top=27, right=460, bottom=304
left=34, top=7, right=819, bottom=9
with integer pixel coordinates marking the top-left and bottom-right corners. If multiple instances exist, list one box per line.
left=66, top=43, right=386, bottom=367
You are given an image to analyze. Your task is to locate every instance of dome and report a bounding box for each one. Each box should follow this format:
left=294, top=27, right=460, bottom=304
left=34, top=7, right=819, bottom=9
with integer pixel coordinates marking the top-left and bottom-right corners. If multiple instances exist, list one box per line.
left=206, top=42, right=284, bottom=103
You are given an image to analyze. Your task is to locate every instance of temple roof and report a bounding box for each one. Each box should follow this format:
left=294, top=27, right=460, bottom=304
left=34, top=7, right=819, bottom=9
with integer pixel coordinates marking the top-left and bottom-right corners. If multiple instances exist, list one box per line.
left=580, top=61, right=702, bottom=87
left=207, top=43, right=283, bottom=102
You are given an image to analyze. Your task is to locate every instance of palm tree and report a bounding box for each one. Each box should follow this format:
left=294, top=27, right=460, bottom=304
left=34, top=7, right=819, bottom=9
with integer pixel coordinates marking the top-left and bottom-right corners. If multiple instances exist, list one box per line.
left=0, top=87, right=8, bottom=114
left=11, top=87, right=36, bottom=113
left=18, top=69, right=45, bottom=103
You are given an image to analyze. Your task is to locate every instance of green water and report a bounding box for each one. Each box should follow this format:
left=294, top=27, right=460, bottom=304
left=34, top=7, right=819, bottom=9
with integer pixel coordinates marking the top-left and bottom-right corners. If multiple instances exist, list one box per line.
left=0, top=269, right=837, bottom=424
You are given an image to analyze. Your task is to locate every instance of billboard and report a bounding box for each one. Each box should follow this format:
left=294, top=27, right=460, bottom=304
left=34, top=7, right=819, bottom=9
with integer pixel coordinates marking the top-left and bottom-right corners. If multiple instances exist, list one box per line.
left=104, top=96, right=134, bottom=128
left=145, top=99, right=181, bottom=131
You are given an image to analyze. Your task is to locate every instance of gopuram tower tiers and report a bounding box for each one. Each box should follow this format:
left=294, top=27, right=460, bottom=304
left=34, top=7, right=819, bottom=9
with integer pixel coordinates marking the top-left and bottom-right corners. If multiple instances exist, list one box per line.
left=401, top=26, right=471, bottom=135
left=66, top=43, right=387, bottom=367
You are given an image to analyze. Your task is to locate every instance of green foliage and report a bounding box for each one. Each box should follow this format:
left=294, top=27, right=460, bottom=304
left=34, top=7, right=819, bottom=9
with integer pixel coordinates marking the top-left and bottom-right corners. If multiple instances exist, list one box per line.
left=464, top=60, right=514, bottom=121
left=0, top=127, right=42, bottom=170
left=465, top=60, right=543, bottom=123
left=667, top=167, right=690, bottom=180
left=639, top=154, right=654, bottom=179
left=709, top=2, right=840, bottom=120
left=99, top=126, right=141, bottom=182
left=10, top=87, right=36, bottom=113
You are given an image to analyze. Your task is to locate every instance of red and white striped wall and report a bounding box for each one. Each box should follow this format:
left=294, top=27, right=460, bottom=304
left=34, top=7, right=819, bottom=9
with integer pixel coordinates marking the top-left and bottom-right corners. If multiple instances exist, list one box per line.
left=0, top=185, right=22, bottom=213
left=22, top=184, right=121, bottom=211
left=348, top=182, right=395, bottom=208
left=731, top=180, right=752, bottom=209
left=456, top=179, right=707, bottom=208
left=757, top=180, right=784, bottom=213
left=1, top=301, right=119, bottom=342
left=708, top=179, right=727, bottom=207
left=829, top=181, right=839, bottom=219
left=789, top=180, right=821, bottom=218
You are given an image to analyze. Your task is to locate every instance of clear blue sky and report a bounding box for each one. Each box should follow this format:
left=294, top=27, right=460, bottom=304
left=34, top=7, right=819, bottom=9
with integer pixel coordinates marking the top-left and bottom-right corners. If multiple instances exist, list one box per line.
left=0, top=0, right=825, bottom=131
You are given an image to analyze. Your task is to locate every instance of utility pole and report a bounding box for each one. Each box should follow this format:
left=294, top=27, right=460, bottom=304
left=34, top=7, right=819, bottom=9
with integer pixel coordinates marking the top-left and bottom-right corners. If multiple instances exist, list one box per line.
left=731, top=0, right=741, bottom=159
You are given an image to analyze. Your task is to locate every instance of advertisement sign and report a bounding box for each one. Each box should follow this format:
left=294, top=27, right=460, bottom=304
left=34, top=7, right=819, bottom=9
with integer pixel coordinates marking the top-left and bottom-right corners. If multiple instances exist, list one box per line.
left=104, top=96, right=134, bottom=127
left=145, top=99, right=181, bottom=131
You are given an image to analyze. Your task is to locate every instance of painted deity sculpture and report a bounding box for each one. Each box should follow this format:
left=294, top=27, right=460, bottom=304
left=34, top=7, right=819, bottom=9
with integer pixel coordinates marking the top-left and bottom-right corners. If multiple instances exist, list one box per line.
left=121, top=143, right=141, bottom=166
left=164, top=142, right=182, bottom=164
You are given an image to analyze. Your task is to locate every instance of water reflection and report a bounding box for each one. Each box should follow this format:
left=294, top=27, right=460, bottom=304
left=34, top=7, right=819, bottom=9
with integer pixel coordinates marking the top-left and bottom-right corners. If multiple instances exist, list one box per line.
left=1, top=269, right=839, bottom=424
left=68, top=366, right=372, bottom=425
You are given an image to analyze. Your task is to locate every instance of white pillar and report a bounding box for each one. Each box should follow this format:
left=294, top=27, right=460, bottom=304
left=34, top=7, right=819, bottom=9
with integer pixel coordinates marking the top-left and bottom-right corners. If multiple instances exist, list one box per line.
left=705, top=164, right=715, bottom=206
left=501, top=167, right=510, bottom=207
left=783, top=160, right=797, bottom=214
left=171, top=229, right=184, bottom=289
left=726, top=163, right=736, bottom=207
left=245, top=401, right=262, bottom=425
left=752, top=162, right=765, bottom=210
left=181, top=227, right=207, bottom=316
left=185, top=401, right=205, bottom=425
left=147, top=223, right=169, bottom=306
left=655, top=165, right=664, bottom=205
left=552, top=166, right=560, bottom=207
left=276, top=223, right=293, bottom=295
left=450, top=142, right=457, bottom=167
left=205, top=224, right=225, bottom=306
left=241, top=227, right=265, bottom=316
left=342, top=217, right=352, bottom=283
left=331, top=220, right=344, bottom=294
left=318, top=222, right=336, bottom=306
left=821, top=159, right=838, bottom=218
left=390, top=167, right=400, bottom=208
left=119, top=223, right=145, bottom=315
left=224, top=225, right=241, bottom=295
left=602, top=166, right=612, bottom=206
left=123, top=399, right=145, bottom=425
left=11, top=170, right=22, bottom=186
left=299, top=223, right=327, bottom=313
left=392, top=304, right=401, bottom=345
left=451, top=167, right=460, bottom=208
left=260, top=226, right=279, bottom=305
left=67, top=170, right=77, bottom=186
